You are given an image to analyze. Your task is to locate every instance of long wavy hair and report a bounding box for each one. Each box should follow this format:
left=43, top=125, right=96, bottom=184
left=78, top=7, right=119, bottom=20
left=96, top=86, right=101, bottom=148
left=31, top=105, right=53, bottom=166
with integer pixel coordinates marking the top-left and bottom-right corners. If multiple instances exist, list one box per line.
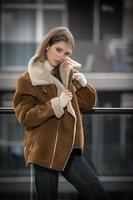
left=35, top=27, right=75, bottom=62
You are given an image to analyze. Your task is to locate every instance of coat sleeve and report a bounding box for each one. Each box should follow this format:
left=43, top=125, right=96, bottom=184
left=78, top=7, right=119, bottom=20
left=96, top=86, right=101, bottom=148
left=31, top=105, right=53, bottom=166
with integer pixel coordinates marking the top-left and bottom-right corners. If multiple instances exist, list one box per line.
left=72, top=79, right=97, bottom=112
left=13, top=74, right=56, bottom=130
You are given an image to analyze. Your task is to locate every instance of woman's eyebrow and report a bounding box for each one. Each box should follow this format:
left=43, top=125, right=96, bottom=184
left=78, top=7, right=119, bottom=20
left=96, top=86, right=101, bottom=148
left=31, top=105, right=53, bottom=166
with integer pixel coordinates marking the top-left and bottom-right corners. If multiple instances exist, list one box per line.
left=56, top=46, right=72, bottom=55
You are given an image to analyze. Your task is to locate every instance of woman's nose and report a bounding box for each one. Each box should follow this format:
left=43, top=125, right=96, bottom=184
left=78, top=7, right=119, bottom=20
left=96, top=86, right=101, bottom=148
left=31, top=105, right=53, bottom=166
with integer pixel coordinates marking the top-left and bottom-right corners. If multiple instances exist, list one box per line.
left=60, top=54, right=66, bottom=62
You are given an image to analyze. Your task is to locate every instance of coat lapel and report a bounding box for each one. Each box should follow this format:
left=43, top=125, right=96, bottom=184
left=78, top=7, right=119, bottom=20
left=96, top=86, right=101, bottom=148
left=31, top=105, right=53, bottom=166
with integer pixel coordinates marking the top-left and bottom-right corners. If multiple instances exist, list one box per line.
left=28, top=54, right=72, bottom=89
left=28, top=55, right=76, bottom=118
left=28, top=55, right=54, bottom=86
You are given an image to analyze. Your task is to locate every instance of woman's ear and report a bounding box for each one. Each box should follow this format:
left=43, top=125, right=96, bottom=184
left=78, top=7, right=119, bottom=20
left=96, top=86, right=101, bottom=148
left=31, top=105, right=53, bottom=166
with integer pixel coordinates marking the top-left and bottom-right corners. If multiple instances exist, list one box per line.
left=46, top=46, right=49, bottom=51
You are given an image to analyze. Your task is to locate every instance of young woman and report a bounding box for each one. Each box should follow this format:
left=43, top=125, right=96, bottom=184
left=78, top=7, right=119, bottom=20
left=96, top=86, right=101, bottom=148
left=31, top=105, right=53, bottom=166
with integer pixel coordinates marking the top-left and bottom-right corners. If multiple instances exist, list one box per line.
left=13, top=27, right=109, bottom=200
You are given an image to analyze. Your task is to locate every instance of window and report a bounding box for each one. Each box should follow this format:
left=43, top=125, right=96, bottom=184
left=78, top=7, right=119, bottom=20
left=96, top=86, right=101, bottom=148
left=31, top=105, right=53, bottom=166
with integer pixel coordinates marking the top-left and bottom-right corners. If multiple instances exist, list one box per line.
left=0, top=0, right=67, bottom=71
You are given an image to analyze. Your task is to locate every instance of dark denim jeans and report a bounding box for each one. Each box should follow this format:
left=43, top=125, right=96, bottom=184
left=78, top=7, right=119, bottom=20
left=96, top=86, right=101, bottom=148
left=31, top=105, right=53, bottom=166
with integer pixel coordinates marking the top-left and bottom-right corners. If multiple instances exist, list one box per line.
left=34, top=151, right=109, bottom=200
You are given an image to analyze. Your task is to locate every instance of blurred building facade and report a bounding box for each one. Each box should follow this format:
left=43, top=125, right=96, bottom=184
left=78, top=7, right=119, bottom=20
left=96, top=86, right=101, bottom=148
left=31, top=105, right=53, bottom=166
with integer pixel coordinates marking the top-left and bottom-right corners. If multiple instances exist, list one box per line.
left=0, top=0, right=133, bottom=108
left=0, top=0, right=133, bottom=199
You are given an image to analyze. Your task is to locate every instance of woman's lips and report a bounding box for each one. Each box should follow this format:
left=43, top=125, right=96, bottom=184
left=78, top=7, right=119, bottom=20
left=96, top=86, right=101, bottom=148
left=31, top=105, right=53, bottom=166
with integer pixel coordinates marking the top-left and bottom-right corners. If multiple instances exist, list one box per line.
left=55, top=60, right=61, bottom=65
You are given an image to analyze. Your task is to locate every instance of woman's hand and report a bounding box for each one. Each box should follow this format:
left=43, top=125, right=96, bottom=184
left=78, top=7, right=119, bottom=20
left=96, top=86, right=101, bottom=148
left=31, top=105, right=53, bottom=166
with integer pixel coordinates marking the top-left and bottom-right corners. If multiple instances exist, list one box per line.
left=61, top=58, right=72, bottom=68
left=61, top=57, right=82, bottom=68
left=59, top=90, right=73, bottom=108
left=73, top=72, right=87, bottom=87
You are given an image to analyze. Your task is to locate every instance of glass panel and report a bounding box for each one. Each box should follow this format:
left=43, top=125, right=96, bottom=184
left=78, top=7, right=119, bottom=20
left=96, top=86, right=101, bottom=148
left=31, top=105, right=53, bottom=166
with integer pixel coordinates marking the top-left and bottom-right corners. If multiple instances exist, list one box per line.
left=0, top=11, right=2, bottom=41
left=2, top=0, right=36, bottom=4
left=99, top=0, right=122, bottom=40
left=68, top=0, right=93, bottom=40
left=0, top=114, right=29, bottom=176
left=73, top=39, right=133, bottom=73
left=0, top=92, right=14, bottom=107
left=101, top=38, right=133, bottom=73
left=83, top=113, right=133, bottom=176
left=42, top=0, right=66, bottom=3
left=43, top=10, right=63, bottom=35
left=0, top=110, right=133, bottom=198
left=2, top=9, right=36, bottom=41
left=0, top=42, right=36, bottom=71
left=0, top=112, right=132, bottom=177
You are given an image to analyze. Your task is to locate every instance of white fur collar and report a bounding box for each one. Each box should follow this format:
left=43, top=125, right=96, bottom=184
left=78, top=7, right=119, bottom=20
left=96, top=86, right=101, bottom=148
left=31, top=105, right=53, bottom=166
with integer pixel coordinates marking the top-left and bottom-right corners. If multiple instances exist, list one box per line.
left=28, top=54, right=73, bottom=89
left=28, top=55, right=76, bottom=119
left=44, top=60, right=54, bottom=73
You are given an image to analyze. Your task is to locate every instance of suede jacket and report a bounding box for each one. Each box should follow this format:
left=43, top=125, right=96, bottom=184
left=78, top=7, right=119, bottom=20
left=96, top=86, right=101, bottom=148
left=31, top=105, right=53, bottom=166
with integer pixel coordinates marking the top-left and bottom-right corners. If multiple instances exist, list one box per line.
left=13, top=56, right=96, bottom=171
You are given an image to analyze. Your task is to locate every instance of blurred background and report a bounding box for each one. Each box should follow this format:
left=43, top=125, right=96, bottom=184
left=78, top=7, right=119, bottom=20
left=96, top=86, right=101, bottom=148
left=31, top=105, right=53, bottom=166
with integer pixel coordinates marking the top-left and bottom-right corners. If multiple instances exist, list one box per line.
left=0, top=0, right=133, bottom=199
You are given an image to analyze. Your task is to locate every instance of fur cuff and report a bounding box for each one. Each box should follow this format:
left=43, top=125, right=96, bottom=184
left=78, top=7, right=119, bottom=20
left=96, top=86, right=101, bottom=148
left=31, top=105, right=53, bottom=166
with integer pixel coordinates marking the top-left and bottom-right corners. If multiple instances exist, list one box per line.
left=74, top=72, right=87, bottom=87
left=51, top=97, right=64, bottom=118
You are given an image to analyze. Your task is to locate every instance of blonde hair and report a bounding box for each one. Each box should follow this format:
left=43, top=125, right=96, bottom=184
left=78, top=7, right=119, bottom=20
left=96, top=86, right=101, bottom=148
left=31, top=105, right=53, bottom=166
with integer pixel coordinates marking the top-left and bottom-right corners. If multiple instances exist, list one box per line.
left=35, top=27, right=75, bottom=62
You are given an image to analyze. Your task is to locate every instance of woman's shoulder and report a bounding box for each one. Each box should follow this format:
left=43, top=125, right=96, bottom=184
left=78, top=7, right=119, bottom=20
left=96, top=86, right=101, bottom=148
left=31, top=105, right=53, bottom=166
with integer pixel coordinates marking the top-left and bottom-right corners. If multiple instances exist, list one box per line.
left=18, top=71, right=30, bottom=81
left=17, top=71, right=32, bottom=86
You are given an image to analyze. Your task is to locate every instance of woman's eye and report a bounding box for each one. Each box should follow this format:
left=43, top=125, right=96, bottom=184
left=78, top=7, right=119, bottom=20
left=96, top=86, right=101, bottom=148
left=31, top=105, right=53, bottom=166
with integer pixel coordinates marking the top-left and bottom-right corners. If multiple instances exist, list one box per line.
left=65, top=52, right=71, bottom=57
left=56, top=48, right=62, bottom=53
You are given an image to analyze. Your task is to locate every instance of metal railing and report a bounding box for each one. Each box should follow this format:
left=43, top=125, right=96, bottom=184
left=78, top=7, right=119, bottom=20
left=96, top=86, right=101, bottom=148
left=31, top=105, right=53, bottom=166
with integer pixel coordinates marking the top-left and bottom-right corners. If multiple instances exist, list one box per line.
left=0, top=106, right=133, bottom=196
left=0, top=107, right=133, bottom=114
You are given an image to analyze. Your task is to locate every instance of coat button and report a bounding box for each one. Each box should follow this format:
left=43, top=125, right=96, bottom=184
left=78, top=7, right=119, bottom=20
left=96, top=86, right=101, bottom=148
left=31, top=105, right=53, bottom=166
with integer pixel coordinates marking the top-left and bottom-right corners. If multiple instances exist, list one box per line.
left=42, top=88, right=48, bottom=94
left=77, top=84, right=81, bottom=89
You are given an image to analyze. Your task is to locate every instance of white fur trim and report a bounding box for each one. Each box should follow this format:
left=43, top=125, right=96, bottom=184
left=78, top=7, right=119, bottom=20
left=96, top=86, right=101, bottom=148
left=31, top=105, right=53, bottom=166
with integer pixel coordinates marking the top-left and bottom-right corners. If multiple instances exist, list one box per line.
left=28, top=55, right=72, bottom=87
left=44, top=60, right=54, bottom=73
left=28, top=56, right=77, bottom=119
left=28, top=59, right=54, bottom=86
left=51, top=97, right=64, bottom=118
left=74, top=73, right=87, bottom=87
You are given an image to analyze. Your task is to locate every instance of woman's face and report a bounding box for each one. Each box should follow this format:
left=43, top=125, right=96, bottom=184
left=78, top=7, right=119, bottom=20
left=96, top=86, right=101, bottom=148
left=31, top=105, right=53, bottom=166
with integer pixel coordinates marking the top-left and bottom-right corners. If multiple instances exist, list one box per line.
left=46, top=41, right=73, bottom=67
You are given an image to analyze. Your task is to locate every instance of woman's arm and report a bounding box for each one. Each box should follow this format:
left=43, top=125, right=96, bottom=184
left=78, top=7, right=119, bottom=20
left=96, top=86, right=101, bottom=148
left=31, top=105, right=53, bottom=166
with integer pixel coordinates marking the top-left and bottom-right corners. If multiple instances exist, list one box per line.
left=72, top=78, right=97, bottom=112
left=13, top=75, right=55, bottom=130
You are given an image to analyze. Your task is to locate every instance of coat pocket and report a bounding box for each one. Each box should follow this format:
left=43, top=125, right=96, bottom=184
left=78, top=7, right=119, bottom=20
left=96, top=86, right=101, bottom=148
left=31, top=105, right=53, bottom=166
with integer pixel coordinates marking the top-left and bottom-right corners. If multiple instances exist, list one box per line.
left=24, top=128, right=38, bottom=153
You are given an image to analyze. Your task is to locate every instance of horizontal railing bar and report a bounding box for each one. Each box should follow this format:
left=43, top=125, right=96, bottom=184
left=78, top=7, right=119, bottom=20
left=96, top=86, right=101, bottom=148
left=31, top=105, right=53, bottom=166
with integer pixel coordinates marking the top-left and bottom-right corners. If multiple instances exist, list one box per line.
left=0, top=107, right=133, bottom=114
left=0, top=107, right=15, bottom=114
left=0, top=176, right=133, bottom=183
left=87, top=107, right=133, bottom=114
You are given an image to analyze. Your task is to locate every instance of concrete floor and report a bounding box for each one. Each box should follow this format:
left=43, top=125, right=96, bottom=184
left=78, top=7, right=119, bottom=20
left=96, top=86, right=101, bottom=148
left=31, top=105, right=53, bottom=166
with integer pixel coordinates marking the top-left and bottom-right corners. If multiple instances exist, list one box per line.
left=1, top=192, right=133, bottom=200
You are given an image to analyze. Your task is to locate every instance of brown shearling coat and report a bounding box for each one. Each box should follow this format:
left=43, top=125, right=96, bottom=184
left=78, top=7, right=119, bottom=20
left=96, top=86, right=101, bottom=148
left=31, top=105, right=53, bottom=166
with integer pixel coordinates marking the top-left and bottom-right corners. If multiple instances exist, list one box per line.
left=13, top=57, right=96, bottom=171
